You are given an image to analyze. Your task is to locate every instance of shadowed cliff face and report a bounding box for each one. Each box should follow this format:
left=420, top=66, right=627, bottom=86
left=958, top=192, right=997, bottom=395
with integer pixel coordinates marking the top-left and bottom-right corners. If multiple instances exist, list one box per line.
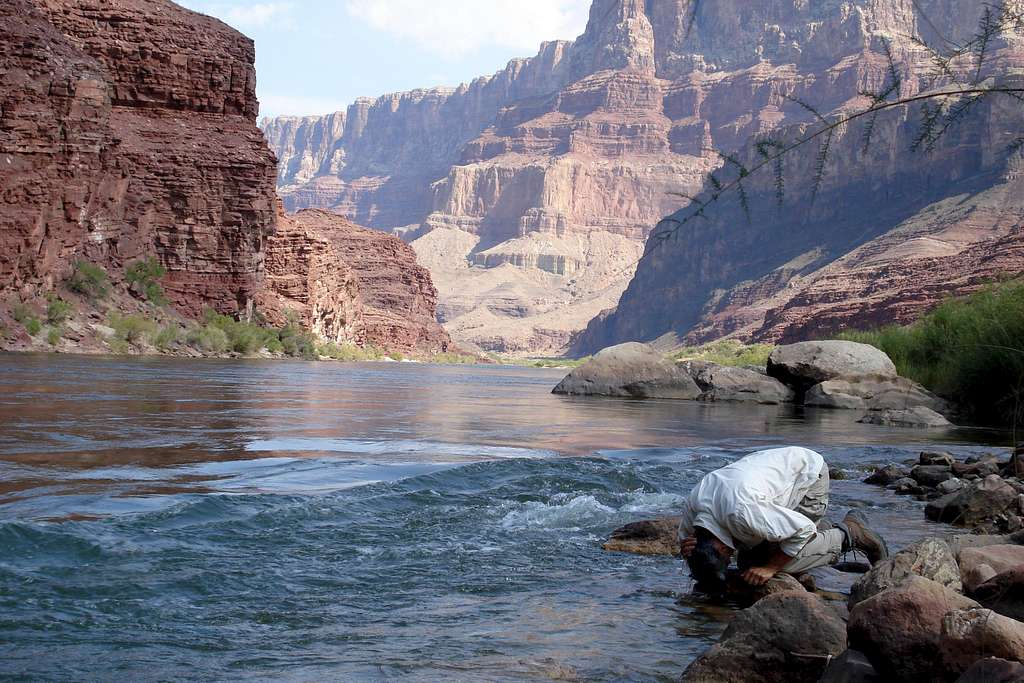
left=1, top=0, right=277, bottom=318
left=263, top=0, right=1022, bottom=356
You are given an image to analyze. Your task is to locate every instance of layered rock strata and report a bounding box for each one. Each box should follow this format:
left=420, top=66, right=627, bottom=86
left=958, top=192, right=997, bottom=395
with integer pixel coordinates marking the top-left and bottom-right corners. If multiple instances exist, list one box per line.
left=265, top=0, right=1024, bottom=355
left=1, top=0, right=277, bottom=318
left=261, top=210, right=451, bottom=353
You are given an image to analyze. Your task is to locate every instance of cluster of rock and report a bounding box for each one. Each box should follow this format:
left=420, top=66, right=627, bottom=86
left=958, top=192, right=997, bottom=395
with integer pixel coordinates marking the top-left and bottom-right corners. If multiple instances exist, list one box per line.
left=554, top=339, right=952, bottom=427
left=0, top=0, right=451, bottom=356
left=865, top=450, right=1024, bottom=535
left=602, top=511, right=1024, bottom=681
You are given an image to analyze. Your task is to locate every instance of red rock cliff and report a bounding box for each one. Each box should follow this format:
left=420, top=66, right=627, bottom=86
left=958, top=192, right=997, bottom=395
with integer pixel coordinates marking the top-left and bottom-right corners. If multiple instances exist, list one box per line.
left=1, top=0, right=276, bottom=318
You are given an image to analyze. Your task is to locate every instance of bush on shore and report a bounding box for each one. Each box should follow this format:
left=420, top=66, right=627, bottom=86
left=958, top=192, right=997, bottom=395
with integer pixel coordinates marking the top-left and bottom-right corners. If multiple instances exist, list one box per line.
left=67, top=261, right=109, bottom=301
left=125, top=257, right=168, bottom=306
left=107, top=312, right=158, bottom=346
left=670, top=339, right=775, bottom=368
left=839, top=280, right=1024, bottom=426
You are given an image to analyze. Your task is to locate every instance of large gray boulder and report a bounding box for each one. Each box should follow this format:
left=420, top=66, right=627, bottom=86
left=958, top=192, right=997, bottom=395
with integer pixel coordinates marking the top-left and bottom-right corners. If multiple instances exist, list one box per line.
left=805, top=376, right=947, bottom=413
left=941, top=608, right=1024, bottom=676
left=682, top=360, right=795, bottom=404
left=552, top=343, right=701, bottom=399
left=848, top=576, right=979, bottom=681
left=849, top=537, right=962, bottom=608
left=680, top=592, right=846, bottom=683
left=859, top=406, right=953, bottom=428
left=767, top=341, right=897, bottom=391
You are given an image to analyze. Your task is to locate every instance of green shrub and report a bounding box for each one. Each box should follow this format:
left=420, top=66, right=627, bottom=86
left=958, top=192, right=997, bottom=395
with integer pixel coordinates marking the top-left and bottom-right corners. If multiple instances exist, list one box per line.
left=154, top=325, right=180, bottom=350
left=67, top=261, right=109, bottom=300
left=430, top=352, right=481, bottom=365
left=670, top=340, right=774, bottom=368
left=838, top=280, right=1024, bottom=426
left=25, top=318, right=42, bottom=336
left=47, top=327, right=62, bottom=346
left=125, top=257, right=168, bottom=306
left=107, top=313, right=157, bottom=345
left=200, top=309, right=280, bottom=354
left=107, top=338, right=130, bottom=355
left=279, top=323, right=317, bottom=360
left=46, top=296, right=72, bottom=325
left=187, top=325, right=230, bottom=353
left=11, top=303, right=31, bottom=325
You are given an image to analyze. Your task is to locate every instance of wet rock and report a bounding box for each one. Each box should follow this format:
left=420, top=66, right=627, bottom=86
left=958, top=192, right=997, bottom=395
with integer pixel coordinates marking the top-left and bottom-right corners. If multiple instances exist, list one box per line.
left=959, top=545, right=1024, bottom=592
left=848, top=576, right=979, bottom=681
left=552, top=343, right=702, bottom=399
left=953, top=457, right=1002, bottom=479
left=912, top=464, right=955, bottom=488
left=893, top=477, right=925, bottom=495
left=818, top=650, right=882, bottom=683
left=926, top=475, right=1019, bottom=527
left=947, top=531, right=1024, bottom=557
left=864, top=464, right=908, bottom=486
left=955, top=657, right=1024, bottom=683
left=681, top=361, right=794, bottom=404
left=828, top=467, right=848, bottom=481
left=921, top=451, right=957, bottom=467
left=766, top=341, right=897, bottom=391
left=938, top=478, right=967, bottom=495
left=680, top=592, right=846, bottom=683
left=972, top=568, right=1024, bottom=621
left=805, top=377, right=946, bottom=413
left=940, top=608, right=1024, bottom=676
left=858, top=406, right=952, bottom=428
left=602, top=516, right=681, bottom=557
left=849, top=538, right=962, bottom=609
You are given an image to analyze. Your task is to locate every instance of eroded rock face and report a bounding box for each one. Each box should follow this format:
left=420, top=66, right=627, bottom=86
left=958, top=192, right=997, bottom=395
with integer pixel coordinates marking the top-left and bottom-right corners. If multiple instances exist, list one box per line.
left=574, top=2, right=1024, bottom=355
left=266, top=1, right=1024, bottom=356
left=1, top=0, right=277, bottom=318
left=849, top=538, right=962, bottom=609
left=683, top=361, right=794, bottom=404
left=262, top=210, right=451, bottom=353
left=552, top=342, right=701, bottom=399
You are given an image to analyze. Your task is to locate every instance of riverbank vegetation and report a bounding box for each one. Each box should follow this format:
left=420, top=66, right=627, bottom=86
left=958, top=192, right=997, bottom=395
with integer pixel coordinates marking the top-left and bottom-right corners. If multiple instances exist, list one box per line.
left=670, top=339, right=774, bottom=368
left=840, top=280, right=1024, bottom=426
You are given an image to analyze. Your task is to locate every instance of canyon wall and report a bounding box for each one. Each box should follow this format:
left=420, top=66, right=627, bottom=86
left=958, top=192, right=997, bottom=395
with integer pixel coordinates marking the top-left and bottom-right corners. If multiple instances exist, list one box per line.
left=1, top=0, right=277, bottom=317
left=1, top=0, right=450, bottom=354
left=264, top=0, right=1023, bottom=355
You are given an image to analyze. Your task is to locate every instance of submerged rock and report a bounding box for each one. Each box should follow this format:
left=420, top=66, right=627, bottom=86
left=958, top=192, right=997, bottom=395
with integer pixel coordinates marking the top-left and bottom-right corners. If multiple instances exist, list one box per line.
left=912, top=464, right=955, bottom=488
left=848, top=575, right=979, bottom=681
left=864, top=463, right=909, bottom=486
left=858, top=406, right=952, bottom=428
left=681, top=361, right=795, bottom=404
left=767, top=341, right=897, bottom=391
left=680, top=592, right=846, bottom=683
left=849, top=538, right=961, bottom=609
left=552, top=343, right=701, bottom=399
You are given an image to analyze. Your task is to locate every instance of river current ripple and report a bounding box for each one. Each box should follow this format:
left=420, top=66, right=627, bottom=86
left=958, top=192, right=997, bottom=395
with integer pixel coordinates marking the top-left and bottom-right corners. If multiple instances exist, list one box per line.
left=0, top=355, right=1007, bottom=681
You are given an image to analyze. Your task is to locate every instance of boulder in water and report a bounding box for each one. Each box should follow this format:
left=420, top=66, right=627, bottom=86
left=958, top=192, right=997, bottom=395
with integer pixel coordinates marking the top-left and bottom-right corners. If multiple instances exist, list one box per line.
left=864, top=463, right=909, bottom=486
left=912, top=464, right=955, bottom=488
left=858, top=406, right=952, bottom=428
left=805, top=376, right=946, bottom=413
left=602, top=516, right=681, bottom=557
left=682, top=361, right=794, bottom=404
left=926, top=475, right=1019, bottom=526
left=680, top=591, right=846, bottom=683
left=552, top=343, right=701, bottom=399
left=767, top=341, right=897, bottom=391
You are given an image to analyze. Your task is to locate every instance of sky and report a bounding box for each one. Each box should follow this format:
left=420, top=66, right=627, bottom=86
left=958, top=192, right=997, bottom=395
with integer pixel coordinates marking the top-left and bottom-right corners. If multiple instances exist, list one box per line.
left=176, top=0, right=593, bottom=121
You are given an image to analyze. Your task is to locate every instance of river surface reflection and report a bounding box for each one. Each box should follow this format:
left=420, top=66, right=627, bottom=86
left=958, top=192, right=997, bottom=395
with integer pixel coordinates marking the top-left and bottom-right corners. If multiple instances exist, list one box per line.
left=0, top=355, right=1008, bottom=681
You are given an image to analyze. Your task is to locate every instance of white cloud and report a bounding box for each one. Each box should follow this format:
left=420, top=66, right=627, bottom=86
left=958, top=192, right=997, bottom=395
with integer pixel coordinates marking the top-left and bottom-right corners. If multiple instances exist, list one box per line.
left=344, top=0, right=591, bottom=58
left=258, top=93, right=351, bottom=119
left=178, top=1, right=295, bottom=31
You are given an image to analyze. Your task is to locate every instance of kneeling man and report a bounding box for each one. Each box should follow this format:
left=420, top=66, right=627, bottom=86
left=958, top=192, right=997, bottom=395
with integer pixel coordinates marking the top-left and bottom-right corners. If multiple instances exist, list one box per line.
left=678, top=446, right=888, bottom=590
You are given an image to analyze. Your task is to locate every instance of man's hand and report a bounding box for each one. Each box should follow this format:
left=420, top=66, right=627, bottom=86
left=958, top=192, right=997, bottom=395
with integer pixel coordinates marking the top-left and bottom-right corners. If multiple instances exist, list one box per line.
left=680, top=536, right=697, bottom=558
left=741, top=566, right=777, bottom=586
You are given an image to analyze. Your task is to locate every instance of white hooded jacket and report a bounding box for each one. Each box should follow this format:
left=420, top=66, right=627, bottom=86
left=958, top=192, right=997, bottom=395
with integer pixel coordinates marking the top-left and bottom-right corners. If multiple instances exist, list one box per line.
left=676, top=446, right=825, bottom=556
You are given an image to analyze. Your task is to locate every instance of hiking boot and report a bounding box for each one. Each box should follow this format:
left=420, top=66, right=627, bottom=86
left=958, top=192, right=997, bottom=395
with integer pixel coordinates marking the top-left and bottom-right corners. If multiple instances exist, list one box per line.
left=841, top=510, right=889, bottom=565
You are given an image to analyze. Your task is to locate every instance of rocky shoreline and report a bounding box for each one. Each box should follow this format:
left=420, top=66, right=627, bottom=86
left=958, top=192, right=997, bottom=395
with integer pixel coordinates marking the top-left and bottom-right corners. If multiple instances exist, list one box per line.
left=554, top=339, right=955, bottom=429
left=604, top=448, right=1024, bottom=682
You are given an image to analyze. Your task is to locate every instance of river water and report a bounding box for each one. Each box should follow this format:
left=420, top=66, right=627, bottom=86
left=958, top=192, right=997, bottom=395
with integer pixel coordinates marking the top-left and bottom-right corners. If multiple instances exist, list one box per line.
left=0, top=355, right=1009, bottom=681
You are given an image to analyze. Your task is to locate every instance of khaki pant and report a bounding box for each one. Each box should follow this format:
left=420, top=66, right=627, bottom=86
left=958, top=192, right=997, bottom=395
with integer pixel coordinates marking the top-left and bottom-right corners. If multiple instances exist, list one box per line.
left=738, top=463, right=844, bottom=574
